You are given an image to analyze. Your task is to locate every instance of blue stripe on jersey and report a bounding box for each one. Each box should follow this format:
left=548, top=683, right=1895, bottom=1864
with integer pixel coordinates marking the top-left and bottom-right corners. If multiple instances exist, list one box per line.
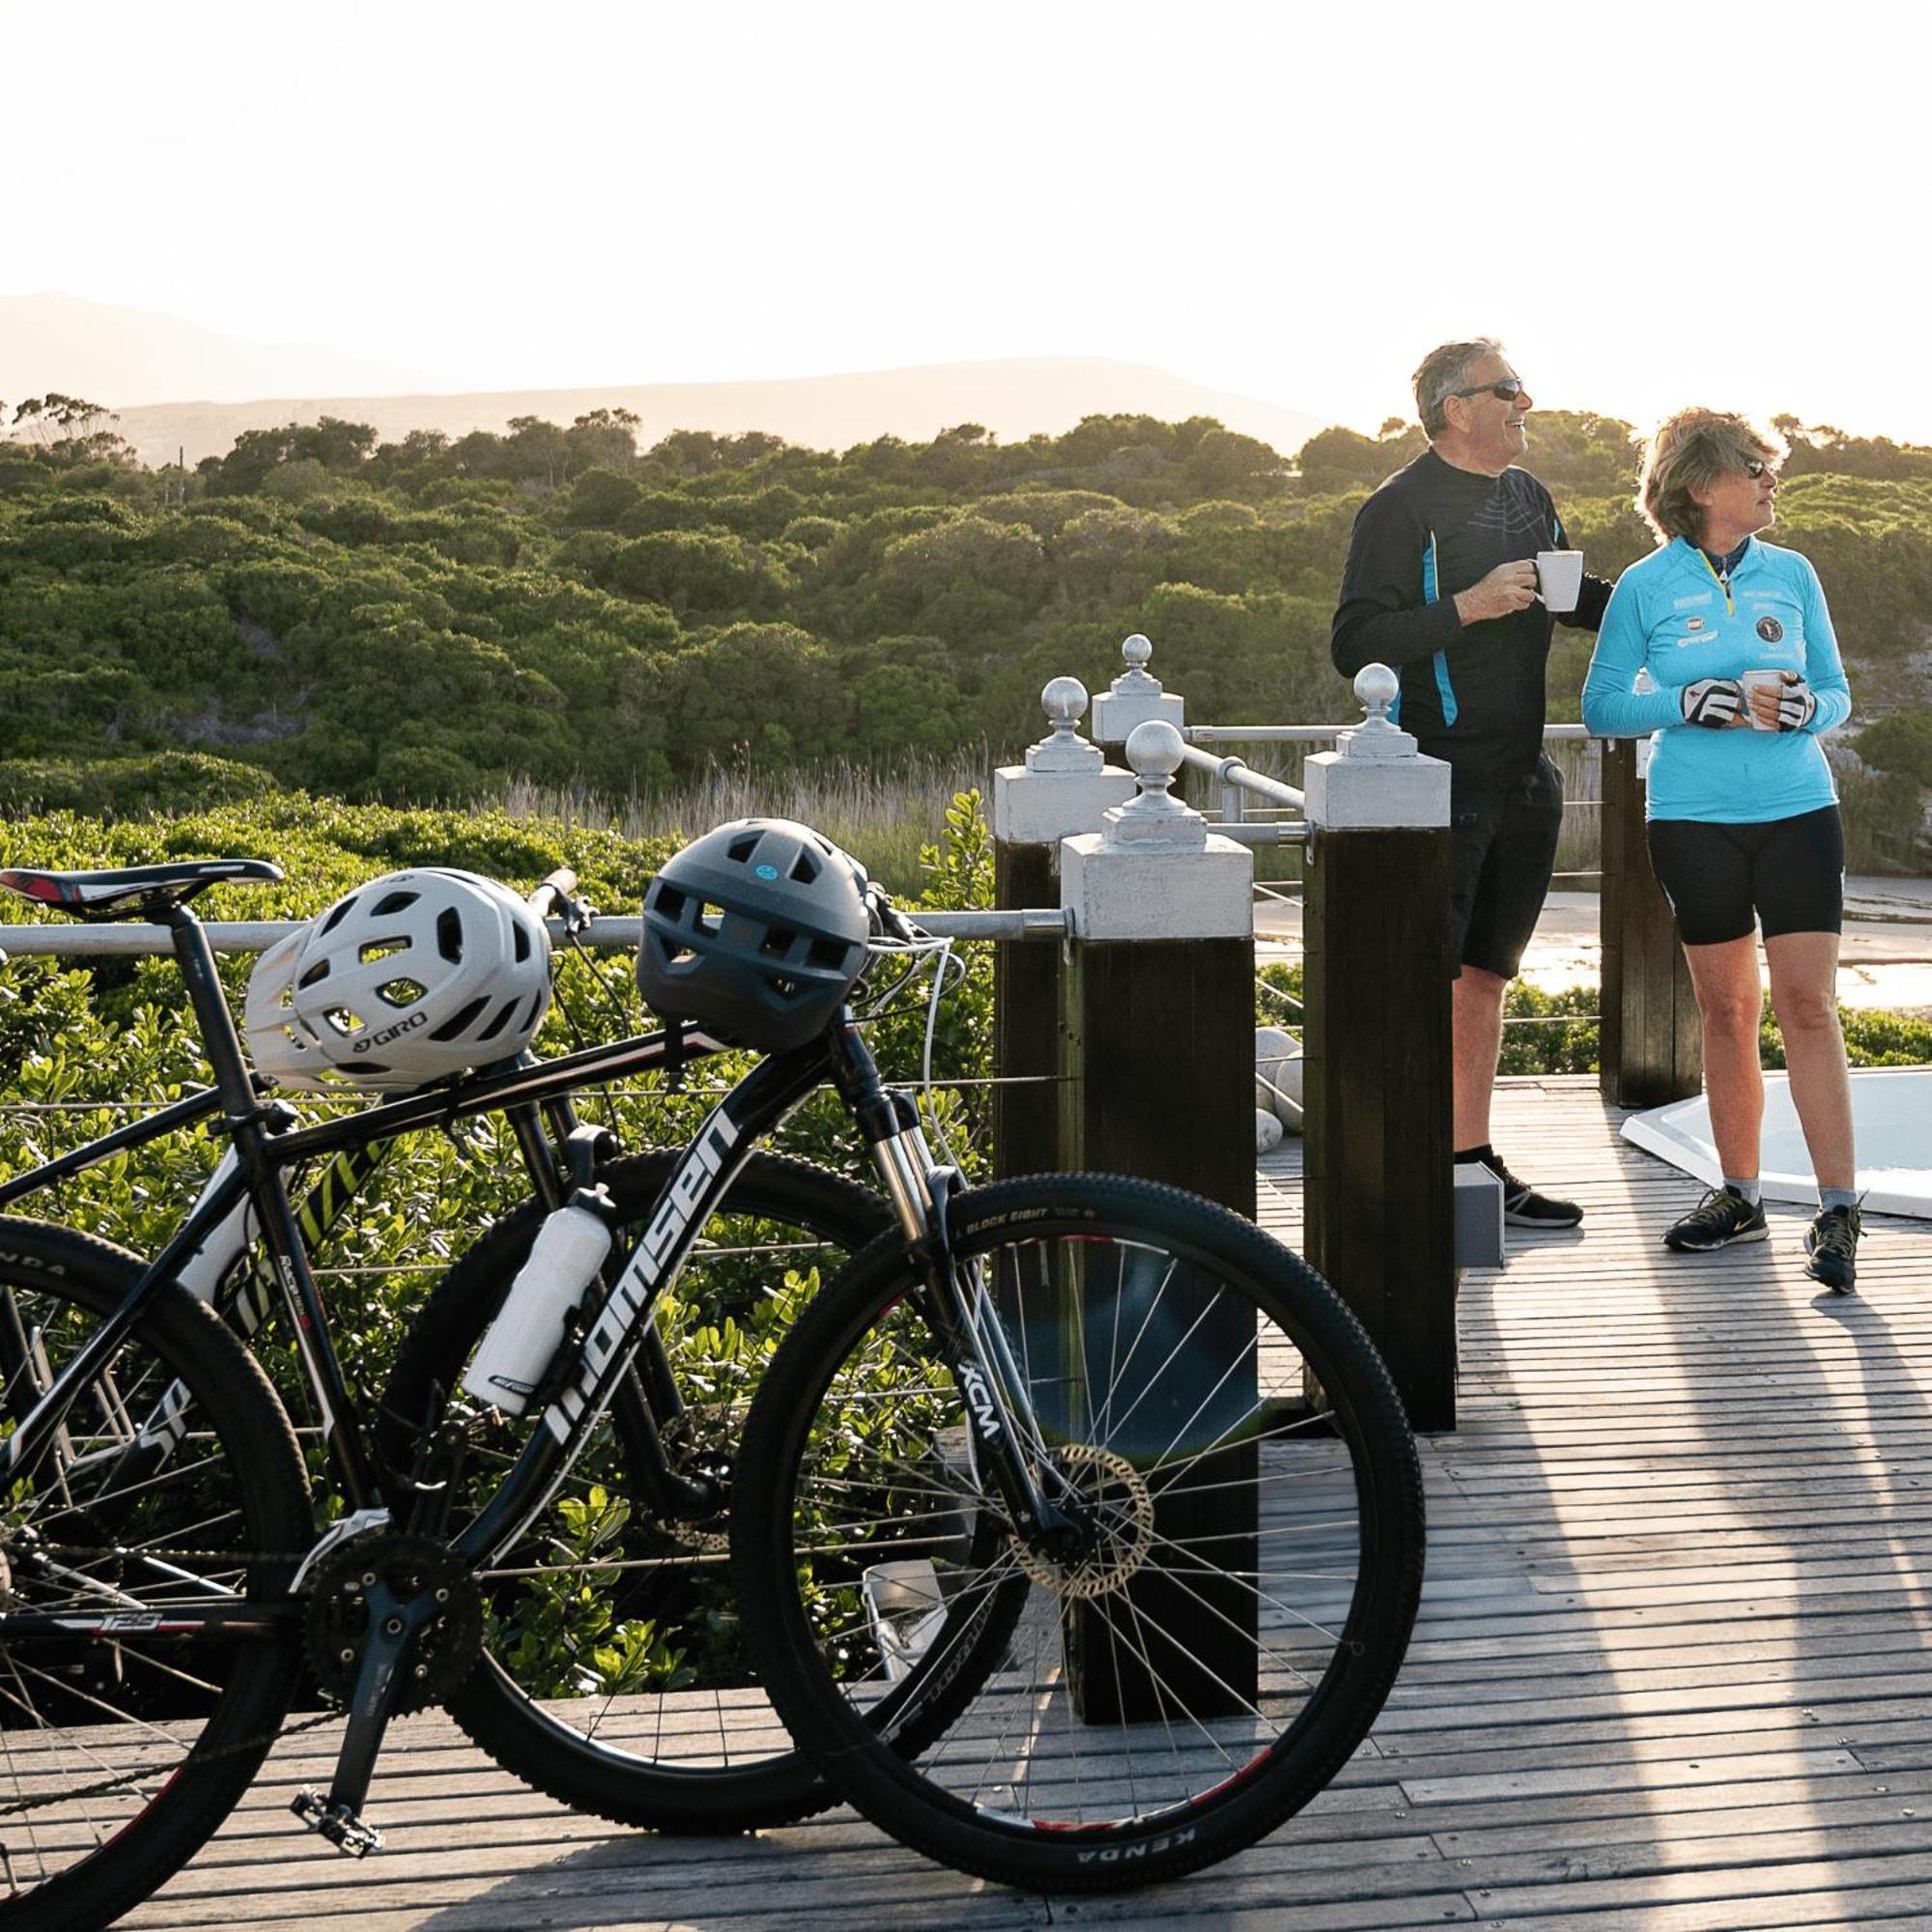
left=1421, top=531, right=1458, bottom=726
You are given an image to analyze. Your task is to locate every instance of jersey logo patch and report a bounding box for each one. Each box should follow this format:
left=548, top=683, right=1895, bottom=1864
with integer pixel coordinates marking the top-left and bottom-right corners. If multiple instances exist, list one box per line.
left=1674, top=591, right=1713, bottom=609
left=1756, top=616, right=1784, bottom=642
left=1686, top=617, right=1705, bottom=631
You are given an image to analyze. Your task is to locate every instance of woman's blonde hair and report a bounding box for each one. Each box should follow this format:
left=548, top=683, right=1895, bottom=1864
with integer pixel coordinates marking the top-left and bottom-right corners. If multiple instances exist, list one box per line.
left=1637, top=409, right=1786, bottom=544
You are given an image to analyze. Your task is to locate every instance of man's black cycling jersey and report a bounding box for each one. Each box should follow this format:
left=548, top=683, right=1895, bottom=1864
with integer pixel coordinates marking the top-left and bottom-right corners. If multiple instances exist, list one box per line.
left=1330, top=448, right=1610, bottom=791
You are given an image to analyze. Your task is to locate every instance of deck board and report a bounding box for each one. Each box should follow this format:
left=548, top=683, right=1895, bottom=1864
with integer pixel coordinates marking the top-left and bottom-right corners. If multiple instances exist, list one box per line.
left=123, top=1076, right=1932, bottom=1929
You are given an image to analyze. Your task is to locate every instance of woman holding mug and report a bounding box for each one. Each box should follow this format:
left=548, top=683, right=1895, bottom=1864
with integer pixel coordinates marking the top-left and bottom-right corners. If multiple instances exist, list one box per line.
left=1582, top=410, right=1861, bottom=1289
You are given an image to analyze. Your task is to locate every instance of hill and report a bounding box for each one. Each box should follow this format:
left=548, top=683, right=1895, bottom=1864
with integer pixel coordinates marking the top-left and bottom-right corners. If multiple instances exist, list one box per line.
left=0, top=294, right=432, bottom=413
left=105, top=358, right=1324, bottom=470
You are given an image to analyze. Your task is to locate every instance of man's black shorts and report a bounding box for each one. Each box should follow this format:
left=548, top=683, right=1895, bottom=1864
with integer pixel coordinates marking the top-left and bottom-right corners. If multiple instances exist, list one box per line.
left=1646, top=805, right=1845, bottom=947
left=1448, top=754, right=1564, bottom=980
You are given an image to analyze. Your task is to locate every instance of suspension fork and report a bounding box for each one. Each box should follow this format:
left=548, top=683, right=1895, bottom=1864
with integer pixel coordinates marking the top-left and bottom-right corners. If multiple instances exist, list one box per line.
left=830, top=1025, right=1077, bottom=1545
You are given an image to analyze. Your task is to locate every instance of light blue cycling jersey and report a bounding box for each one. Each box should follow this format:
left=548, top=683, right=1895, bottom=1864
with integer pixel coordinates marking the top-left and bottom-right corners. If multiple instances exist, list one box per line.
left=1581, top=536, right=1852, bottom=823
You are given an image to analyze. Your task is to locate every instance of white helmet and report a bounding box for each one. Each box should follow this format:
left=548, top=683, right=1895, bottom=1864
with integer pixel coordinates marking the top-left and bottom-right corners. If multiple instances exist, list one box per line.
left=244, top=868, right=552, bottom=1092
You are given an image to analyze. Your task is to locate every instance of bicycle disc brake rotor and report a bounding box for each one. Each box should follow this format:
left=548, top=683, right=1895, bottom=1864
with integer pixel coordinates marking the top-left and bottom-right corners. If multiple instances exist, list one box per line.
left=304, top=1531, right=483, bottom=1712
left=1009, top=1444, right=1155, bottom=1600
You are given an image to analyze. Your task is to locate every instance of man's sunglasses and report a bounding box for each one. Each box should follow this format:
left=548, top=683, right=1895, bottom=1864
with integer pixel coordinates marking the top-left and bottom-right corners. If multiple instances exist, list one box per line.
left=1450, top=378, right=1526, bottom=403
left=1742, top=458, right=1777, bottom=479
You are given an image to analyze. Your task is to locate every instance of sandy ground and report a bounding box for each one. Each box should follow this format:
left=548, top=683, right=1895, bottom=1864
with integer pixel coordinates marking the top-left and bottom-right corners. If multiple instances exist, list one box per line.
left=1255, top=874, right=1932, bottom=1016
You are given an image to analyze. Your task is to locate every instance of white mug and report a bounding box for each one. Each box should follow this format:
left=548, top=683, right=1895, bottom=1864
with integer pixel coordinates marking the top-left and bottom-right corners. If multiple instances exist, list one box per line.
left=1535, top=550, right=1583, bottom=613
left=1741, top=668, right=1786, bottom=731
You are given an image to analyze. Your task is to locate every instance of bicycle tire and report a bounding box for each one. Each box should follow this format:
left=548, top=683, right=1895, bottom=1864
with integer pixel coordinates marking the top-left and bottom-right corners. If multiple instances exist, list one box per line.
left=730, top=1173, right=1426, bottom=1891
left=0, top=1216, right=310, bottom=1931
left=378, top=1149, right=890, bottom=1831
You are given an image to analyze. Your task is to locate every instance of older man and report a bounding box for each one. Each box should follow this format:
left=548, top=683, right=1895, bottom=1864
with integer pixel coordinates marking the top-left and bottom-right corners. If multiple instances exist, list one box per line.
left=1331, top=338, right=1611, bottom=1227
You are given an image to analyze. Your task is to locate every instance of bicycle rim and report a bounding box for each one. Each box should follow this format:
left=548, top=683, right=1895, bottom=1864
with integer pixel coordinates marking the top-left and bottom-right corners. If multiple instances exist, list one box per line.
left=0, top=1220, right=308, bottom=1928
left=734, top=1175, right=1425, bottom=1889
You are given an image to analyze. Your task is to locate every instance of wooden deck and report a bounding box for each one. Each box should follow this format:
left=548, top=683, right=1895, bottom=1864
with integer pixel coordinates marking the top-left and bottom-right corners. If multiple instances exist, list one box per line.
left=129, top=1076, right=1932, bottom=1930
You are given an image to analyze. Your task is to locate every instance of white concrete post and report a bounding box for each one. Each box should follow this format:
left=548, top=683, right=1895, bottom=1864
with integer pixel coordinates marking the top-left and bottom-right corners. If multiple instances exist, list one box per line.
left=1088, top=633, right=1185, bottom=751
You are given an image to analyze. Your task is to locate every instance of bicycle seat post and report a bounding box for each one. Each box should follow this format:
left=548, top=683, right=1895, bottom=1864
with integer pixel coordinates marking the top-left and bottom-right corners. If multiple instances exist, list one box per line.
left=165, top=904, right=261, bottom=1119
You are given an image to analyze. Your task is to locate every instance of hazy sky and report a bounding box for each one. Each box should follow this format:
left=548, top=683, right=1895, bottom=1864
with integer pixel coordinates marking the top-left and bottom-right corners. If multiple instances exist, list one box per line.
left=5, top=0, right=1925, bottom=440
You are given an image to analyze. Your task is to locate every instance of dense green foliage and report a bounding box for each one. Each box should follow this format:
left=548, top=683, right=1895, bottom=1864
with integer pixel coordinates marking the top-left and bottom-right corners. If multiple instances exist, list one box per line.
left=4, top=402, right=1927, bottom=864
left=0, top=791, right=993, bottom=1415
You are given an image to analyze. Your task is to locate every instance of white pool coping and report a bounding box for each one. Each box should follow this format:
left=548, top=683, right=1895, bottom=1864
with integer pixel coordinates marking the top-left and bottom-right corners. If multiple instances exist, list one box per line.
left=1622, top=1065, right=1932, bottom=1219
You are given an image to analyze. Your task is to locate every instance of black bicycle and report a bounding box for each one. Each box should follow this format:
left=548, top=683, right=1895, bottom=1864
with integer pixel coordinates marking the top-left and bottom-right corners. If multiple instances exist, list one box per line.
left=0, top=858, right=893, bottom=1927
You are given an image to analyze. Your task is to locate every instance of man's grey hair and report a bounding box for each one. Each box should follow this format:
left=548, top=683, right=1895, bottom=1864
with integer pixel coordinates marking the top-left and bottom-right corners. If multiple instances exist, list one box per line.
left=1413, top=338, right=1502, bottom=440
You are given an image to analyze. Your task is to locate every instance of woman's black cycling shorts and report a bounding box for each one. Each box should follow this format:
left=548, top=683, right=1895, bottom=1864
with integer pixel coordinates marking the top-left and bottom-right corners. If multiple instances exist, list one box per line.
left=1646, top=804, right=1845, bottom=948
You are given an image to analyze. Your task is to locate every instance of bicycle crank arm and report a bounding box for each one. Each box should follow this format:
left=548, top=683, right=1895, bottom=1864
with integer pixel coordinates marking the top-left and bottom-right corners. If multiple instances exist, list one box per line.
left=294, top=1577, right=442, bottom=1856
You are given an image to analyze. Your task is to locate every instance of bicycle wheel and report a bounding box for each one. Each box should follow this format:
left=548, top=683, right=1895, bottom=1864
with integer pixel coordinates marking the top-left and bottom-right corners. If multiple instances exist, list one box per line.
left=0, top=1217, right=310, bottom=1931
left=379, top=1149, right=891, bottom=1831
left=731, top=1173, right=1426, bottom=1891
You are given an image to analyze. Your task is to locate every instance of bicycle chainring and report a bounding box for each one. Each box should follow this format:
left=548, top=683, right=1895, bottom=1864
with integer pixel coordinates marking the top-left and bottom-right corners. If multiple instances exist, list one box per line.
left=303, top=1531, right=483, bottom=1713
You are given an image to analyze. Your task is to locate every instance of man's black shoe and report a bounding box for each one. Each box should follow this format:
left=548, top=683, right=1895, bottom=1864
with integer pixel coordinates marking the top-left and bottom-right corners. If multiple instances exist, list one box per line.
left=1804, top=1204, right=1861, bottom=1293
left=1663, top=1186, right=1769, bottom=1253
left=1486, top=1155, right=1584, bottom=1229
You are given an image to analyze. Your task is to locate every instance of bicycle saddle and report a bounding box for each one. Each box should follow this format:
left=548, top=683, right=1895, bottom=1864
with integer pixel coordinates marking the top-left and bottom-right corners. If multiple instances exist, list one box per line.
left=0, top=859, right=285, bottom=920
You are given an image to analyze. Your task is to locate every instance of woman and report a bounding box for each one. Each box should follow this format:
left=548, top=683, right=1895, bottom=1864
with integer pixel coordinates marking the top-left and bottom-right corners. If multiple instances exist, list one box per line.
left=1582, top=410, right=1861, bottom=1289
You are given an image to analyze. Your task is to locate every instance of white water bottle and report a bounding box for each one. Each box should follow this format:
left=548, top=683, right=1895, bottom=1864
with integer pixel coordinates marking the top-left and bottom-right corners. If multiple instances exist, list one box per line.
left=461, top=1185, right=615, bottom=1415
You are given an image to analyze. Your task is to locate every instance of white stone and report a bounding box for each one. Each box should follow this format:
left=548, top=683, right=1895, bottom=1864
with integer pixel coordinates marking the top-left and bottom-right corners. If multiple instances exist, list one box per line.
left=992, top=765, right=1137, bottom=847
left=1255, top=1025, right=1304, bottom=1131
left=1256, top=1107, right=1284, bottom=1153
left=1303, top=750, right=1451, bottom=830
left=1058, top=832, right=1253, bottom=940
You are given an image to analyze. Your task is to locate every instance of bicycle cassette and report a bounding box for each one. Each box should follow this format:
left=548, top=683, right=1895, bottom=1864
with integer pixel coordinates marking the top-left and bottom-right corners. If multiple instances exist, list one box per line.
left=303, top=1530, right=483, bottom=1713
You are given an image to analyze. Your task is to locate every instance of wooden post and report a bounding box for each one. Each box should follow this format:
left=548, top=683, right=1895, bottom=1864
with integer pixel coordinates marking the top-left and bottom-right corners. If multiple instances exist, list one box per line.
left=990, top=679, right=1134, bottom=1179
left=1599, top=738, right=1703, bottom=1107
left=1056, top=720, right=1258, bottom=1719
left=1301, top=667, right=1458, bottom=1433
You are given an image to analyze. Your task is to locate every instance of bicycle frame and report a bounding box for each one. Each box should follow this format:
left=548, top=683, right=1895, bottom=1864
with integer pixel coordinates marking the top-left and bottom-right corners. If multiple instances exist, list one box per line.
left=0, top=898, right=739, bottom=1513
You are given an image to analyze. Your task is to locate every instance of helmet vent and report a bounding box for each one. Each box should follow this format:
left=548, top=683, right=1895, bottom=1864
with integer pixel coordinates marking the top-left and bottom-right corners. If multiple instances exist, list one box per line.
left=437, top=907, right=464, bottom=962
left=323, top=1007, right=366, bottom=1037
left=476, top=997, right=519, bottom=1043
left=358, top=938, right=409, bottom=965
left=512, top=925, right=531, bottom=963
left=429, top=995, right=489, bottom=1042
left=297, top=959, right=331, bottom=989
left=759, top=925, right=798, bottom=959
left=371, top=891, right=419, bottom=917
left=320, top=895, right=356, bottom=935
left=788, top=849, right=820, bottom=885
left=808, top=935, right=853, bottom=970
left=376, top=978, right=427, bottom=1009
left=699, top=902, right=726, bottom=933
left=726, top=833, right=761, bottom=865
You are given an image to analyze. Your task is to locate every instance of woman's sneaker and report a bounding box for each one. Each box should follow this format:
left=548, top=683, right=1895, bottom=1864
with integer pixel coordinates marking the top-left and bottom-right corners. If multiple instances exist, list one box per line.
left=1804, top=1204, right=1861, bottom=1293
left=1486, top=1155, right=1583, bottom=1229
left=1664, top=1186, right=1769, bottom=1253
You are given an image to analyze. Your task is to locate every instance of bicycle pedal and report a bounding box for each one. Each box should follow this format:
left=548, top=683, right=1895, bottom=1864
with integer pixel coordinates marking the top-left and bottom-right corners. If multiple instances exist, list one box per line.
left=291, top=1788, right=384, bottom=1857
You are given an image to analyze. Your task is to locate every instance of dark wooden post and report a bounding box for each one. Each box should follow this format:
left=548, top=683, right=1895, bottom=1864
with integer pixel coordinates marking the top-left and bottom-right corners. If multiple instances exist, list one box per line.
left=991, top=679, right=1134, bottom=1179
left=1056, top=720, right=1258, bottom=1719
left=1301, top=668, right=1458, bottom=1433
left=1599, top=738, right=1703, bottom=1107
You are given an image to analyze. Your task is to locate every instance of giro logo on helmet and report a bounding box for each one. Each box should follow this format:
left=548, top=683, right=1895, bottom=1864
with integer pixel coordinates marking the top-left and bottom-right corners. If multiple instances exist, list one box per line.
left=353, top=1008, right=430, bottom=1053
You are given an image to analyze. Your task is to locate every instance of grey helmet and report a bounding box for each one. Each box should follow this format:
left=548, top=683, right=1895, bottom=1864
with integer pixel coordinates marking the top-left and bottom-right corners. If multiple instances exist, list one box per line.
left=638, top=819, right=871, bottom=1052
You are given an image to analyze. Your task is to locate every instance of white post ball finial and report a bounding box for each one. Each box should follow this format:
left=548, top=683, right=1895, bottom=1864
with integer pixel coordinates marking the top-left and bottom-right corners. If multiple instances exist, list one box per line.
left=1122, top=632, right=1153, bottom=669
left=1040, top=675, right=1089, bottom=734
left=1336, top=662, right=1417, bottom=762
left=1123, top=718, right=1185, bottom=787
left=1354, top=662, right=1400, bottom=723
